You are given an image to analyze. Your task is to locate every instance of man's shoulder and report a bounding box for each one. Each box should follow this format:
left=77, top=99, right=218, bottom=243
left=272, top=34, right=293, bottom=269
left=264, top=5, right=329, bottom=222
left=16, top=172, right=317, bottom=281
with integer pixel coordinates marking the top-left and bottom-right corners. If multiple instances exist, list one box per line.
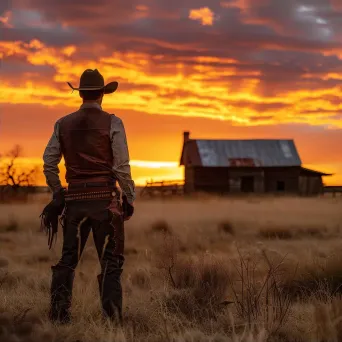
left=108, top=113, right=124, bottom=126
left=55, top=110, right=79, bottom=125
left=108, top=114, right=126, bottom=137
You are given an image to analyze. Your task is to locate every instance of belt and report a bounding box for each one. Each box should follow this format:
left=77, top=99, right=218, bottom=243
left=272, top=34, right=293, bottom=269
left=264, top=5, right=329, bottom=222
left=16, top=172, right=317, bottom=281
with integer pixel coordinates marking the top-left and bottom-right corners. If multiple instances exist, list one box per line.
left=68, top=181, right=116, bottom=189
left=65, top=184, right=118, bottom=202
left=65, top=189, right=116, bottom=202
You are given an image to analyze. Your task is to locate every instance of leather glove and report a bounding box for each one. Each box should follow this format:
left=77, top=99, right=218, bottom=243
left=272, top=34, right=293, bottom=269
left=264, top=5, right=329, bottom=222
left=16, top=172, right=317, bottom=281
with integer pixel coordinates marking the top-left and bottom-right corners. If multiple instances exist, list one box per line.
left=40, top=188, right=66, bottom=249
left=122, top=195, right=134, bottom=221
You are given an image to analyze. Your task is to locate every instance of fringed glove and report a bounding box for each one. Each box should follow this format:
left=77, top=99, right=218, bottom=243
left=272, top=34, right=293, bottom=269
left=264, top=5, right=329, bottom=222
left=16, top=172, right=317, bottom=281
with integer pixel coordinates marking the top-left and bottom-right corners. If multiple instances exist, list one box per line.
left=40, top=188, right=66, bottom=249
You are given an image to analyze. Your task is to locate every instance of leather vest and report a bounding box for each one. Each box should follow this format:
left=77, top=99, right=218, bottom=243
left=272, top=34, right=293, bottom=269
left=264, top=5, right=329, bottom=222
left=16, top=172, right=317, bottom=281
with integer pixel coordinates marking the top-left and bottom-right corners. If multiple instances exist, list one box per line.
left=58, top=107, right=115, bottom=184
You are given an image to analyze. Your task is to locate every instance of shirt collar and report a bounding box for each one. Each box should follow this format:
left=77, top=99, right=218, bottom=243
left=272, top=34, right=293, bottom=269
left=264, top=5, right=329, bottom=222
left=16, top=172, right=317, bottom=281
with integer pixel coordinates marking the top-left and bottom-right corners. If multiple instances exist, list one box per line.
left=80, top=102, right=102, bottom=110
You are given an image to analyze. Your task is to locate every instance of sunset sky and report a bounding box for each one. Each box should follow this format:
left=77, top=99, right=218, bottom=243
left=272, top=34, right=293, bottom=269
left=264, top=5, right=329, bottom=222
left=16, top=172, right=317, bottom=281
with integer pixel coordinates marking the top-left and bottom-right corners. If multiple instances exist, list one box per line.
left=1, top=0, right=342, bottom=186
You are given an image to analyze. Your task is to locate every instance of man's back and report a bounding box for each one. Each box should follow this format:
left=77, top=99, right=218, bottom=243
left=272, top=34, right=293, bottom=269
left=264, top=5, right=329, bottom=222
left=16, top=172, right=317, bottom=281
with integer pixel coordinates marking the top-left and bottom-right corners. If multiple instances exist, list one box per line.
left=43, top=102, right=135, bottom=205
left=59, top=105, right=114, bottom=184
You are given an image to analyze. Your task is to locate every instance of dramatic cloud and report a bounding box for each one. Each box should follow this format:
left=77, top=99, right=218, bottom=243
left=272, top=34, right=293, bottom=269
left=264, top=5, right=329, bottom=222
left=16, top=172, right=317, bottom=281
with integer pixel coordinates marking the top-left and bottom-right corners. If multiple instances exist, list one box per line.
left=189, top=7, right=215, bottom=25
left=1, top=36, right=341, bottom=127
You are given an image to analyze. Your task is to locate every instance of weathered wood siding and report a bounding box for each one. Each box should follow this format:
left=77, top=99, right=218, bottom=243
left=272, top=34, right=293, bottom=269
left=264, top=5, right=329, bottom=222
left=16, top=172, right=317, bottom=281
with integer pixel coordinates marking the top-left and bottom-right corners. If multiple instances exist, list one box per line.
left=228, top=168, right=264, bottom=193
left=191, top=167, right=264, bottom=194
left=184, top=166, right=195, bottom=194
left=263, top=167, right=300, bottom=194
left=193, top=167, right=230, bottom=193
left=299, top=175, right=323, bottom=196
left=183, top=166, right=324, bottom=196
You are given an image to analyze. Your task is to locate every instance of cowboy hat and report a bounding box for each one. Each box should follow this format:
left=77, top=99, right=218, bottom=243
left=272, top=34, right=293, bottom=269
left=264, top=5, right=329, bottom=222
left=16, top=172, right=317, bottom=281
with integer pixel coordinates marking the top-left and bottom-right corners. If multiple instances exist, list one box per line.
left=67, top=69, right=118, bottom=94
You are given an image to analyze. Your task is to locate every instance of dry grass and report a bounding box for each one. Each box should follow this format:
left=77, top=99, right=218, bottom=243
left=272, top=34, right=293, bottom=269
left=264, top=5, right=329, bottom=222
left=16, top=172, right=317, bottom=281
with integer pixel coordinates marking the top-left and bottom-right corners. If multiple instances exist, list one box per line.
left=258, top=224, right=329, bottom=240
left=0, top=195, right=342, bottom=341
left=0, top=216, right=19, bottom=233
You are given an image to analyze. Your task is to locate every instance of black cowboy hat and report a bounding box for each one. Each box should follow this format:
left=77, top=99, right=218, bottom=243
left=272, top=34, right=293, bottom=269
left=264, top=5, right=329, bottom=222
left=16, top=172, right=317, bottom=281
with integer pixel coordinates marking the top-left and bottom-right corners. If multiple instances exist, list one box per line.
left=67, top=69, right=118, bottom=94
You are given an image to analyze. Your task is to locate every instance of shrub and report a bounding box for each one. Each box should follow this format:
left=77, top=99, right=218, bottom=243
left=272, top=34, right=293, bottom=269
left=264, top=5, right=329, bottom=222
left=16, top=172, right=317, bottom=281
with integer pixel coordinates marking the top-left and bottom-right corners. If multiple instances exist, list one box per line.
left=150, top=220, right=173, bottom=235
left=218, top=221, right=235, bottom=235
left=0, top=217, right=19, bottom=233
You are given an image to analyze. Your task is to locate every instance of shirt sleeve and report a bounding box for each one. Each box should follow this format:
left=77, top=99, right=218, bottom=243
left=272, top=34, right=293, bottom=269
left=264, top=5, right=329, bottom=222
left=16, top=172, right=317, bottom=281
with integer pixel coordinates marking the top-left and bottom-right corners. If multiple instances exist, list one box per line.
left=43, top=120, right=63, bottom=193
left=110, top=115, right=136, bottom=204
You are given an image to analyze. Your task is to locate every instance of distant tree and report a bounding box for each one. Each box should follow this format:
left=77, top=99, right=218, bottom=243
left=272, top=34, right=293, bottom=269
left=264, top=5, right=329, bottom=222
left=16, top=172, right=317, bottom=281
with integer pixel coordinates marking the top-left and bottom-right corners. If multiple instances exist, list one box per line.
left=0, top=145, right=38, bottom=190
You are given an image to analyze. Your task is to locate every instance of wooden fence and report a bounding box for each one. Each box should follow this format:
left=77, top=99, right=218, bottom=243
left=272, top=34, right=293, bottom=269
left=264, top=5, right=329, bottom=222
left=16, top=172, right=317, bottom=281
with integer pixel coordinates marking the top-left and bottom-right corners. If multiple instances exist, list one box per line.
left=323, top=186, right=342, bottom=197
left=140, top=180, right=184, bottom=198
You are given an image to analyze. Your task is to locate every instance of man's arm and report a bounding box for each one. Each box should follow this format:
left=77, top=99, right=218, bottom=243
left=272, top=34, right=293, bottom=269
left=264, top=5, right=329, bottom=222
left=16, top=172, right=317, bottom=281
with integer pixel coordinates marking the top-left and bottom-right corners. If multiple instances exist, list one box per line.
left=43, top=121, right=63, bottom=193
left=111, top=116, right=136, bottom=204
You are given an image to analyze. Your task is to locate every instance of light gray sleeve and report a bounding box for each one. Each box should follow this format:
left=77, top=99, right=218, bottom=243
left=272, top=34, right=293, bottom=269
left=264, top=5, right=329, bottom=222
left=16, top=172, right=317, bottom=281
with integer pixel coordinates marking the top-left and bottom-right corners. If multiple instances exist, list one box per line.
left=110, top=115, right=136, bottom=204
left=43, top=121, right=63, bottom=193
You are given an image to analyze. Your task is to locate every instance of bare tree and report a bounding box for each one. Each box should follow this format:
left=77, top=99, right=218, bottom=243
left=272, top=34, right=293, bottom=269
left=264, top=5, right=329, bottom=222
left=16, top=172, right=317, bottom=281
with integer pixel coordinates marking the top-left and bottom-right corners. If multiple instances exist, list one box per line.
left=0, top=145, right=38, bottom=190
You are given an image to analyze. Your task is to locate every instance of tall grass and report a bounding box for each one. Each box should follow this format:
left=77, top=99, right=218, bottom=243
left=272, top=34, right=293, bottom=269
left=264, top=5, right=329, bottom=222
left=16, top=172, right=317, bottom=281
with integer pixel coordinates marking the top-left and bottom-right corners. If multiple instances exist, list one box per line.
left=0, top=195, right=342, bottom=341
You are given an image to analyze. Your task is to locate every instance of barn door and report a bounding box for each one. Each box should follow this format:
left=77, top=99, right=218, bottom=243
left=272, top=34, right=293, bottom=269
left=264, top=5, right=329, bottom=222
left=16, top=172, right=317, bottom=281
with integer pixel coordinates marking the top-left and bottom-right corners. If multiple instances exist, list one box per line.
left=241, top=176, right=254, bottom=193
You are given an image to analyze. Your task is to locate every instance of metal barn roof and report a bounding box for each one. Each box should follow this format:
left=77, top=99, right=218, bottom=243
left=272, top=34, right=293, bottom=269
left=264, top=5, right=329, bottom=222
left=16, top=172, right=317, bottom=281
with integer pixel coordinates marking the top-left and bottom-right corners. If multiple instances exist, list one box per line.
left=181, top=138, right=302, bottom=167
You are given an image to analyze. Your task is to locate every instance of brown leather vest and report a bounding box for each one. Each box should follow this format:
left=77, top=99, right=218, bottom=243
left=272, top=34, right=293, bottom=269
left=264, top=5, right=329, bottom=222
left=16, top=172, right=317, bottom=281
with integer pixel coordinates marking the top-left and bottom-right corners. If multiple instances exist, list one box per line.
left=59, top=106, right=115, bottom=184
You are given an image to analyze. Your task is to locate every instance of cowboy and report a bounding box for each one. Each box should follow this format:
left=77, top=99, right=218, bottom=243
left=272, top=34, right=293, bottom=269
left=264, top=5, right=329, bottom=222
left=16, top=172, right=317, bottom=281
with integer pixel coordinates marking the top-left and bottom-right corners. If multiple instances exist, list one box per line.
left=41, top=69, right=135, bottom=325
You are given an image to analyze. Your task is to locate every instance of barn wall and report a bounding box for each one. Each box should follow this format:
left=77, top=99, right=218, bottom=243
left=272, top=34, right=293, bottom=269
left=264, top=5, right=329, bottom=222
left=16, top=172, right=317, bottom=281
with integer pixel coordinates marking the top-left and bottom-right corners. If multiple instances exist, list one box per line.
left=299, top=175, right=323, bottom=196
left=263, top=167, right=300, bottom=194
left=184, top=166, right=320, bottom=195
left=193, top=167, right=230, bottom=193
left=298, top=176, right=307, bottom=196
left=184, top=166, right=195, bottom=194
left=191, top=167, right=265, bottom=194
left=228, top=168, right=264, bottom=193
left=311, top=176, right=323, bottom=195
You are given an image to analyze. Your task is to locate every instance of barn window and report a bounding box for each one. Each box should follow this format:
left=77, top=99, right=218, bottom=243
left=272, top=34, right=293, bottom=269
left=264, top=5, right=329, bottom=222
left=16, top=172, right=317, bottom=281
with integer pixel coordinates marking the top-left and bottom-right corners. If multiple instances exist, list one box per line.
left=277, top=181, right=285, bottom=191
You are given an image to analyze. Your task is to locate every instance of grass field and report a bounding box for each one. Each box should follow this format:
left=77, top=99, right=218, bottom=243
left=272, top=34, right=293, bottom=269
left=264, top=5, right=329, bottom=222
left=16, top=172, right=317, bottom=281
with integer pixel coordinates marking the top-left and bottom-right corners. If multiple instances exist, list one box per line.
left=1, top=195, right=342, bottom=342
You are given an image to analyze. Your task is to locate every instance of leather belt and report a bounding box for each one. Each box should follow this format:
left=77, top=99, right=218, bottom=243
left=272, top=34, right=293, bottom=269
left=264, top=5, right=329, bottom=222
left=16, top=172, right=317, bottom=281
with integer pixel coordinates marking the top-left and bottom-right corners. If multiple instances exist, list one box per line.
left=65, top=184, right=117, bottom=202
left=65, top=189, right=116, bottom=202
left=68, top=181, right=116, bottom=189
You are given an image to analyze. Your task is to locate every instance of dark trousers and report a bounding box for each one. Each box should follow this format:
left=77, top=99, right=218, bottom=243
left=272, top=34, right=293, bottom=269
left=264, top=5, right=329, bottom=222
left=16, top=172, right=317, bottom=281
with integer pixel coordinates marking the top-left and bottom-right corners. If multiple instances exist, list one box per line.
left=49, top=198, right=124, bottom=324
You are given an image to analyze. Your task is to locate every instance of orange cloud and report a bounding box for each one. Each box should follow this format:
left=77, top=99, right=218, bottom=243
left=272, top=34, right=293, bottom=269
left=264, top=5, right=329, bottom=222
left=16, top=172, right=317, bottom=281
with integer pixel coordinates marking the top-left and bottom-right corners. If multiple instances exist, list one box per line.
left=0, top=11, right=13, bottom=28
left=189, top=7, right=214, bottom=26
left=1, top=39, right=342, bottom=129
left=135, top=5, right=149, bottom=19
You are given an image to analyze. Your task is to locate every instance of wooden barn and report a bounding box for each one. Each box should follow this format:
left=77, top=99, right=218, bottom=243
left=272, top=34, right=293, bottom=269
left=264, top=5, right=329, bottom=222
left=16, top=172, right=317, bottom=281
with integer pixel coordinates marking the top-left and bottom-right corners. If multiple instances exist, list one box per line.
left=180, top=131, right=331, bottom=196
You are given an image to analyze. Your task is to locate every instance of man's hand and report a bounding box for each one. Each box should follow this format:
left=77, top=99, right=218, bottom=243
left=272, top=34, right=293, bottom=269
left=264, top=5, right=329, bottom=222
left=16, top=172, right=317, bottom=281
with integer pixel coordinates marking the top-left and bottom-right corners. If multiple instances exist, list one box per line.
left=40, top=188, right=66, bottom=249
left=122, top=195, right=134, bottom=221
